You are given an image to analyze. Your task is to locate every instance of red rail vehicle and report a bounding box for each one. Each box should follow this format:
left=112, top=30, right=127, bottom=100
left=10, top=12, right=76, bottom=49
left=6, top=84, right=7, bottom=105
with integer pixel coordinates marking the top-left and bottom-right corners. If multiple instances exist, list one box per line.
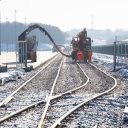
left=71, top=28, right=92, bottom=62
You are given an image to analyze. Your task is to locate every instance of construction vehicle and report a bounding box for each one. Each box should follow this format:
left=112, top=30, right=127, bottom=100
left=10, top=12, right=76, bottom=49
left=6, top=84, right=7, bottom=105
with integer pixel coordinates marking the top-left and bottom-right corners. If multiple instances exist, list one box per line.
left=18, top=24, right=92, bottom=70
left=71, top=28, right=92, bottom=62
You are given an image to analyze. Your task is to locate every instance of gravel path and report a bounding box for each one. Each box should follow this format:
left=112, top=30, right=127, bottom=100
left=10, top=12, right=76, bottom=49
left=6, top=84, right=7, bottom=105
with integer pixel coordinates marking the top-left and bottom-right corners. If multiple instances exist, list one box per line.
left=43, top=57, right=88, bottom=127
left=43, top=58, right=115, bottom=128
left=0, top=56, right=127, bottom=128
left=60, top=62, right=128, bottom=128
left=0, top=55, right=58, bottom=102
left=53, top=57, right=87, bottom=95
left=0, top=55, right=62, bottom=127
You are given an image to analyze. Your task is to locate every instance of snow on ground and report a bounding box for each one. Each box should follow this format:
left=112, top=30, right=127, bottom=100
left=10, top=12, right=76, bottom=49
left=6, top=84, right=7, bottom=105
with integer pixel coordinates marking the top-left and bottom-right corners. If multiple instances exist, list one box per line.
left=0, top=69, right=25, bottom=85
left=1, top=51, right=128, bottom=85
left=0, top=51, right=57, bottom=85
left=92, top=53, right=128, bottom=78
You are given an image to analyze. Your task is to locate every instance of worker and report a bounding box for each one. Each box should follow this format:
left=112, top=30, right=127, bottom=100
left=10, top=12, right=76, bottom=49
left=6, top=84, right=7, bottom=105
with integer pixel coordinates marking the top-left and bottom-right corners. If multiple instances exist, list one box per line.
left=83, top=28, right=87, bottom=37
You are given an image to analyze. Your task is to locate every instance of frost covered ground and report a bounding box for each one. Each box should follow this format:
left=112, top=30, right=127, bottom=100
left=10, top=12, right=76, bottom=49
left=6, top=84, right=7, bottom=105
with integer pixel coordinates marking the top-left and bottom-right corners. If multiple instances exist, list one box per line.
left=93, top=53, right=128, bottom=78
left=0, top=52, right=128, bottom=86
left=0, top=51, right=57, bottom=85
left=0, top=52, right=128, bottom=127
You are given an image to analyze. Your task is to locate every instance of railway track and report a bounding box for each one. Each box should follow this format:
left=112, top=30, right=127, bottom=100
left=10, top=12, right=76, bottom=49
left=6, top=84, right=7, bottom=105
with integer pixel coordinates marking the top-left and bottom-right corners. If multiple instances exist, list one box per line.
left=0, top=56, right=88, bottom=127
left=0, top=55, right=61, bottom=108
left=50, top=62, right=117, bottom=128
left=0, top=56, right=117, bottom=128
left=0, top=55, right=62, bottom=126
left=0, top=54, right=58, bottom=105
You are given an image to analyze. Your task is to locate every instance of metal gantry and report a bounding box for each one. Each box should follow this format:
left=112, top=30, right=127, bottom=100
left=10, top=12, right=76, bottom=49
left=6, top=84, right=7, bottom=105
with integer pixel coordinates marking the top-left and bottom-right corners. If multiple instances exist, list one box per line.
left=92, top=40, right=128, bottom=71
left=16, top=40, right=28, bottom=69
left=116, top=41, right=128, bottom=69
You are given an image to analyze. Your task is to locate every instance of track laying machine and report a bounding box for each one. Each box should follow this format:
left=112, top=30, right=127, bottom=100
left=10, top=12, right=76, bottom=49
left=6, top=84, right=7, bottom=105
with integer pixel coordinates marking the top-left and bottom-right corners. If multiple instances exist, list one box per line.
left=18, top=24, right=92, bottom=66
left=71, top=28, right=92, bottom=62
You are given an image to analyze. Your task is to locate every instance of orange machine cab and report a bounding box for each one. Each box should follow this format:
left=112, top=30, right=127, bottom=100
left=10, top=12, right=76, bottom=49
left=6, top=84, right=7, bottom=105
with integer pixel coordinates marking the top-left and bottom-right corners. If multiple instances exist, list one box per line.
left=77, top=51, right=83, bottom=61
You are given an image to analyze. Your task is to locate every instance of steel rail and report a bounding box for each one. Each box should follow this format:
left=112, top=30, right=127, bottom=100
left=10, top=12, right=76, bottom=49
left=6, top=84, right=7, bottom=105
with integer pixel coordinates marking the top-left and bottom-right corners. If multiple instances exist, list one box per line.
left=0, top=101, right=46, bottom=123
left=0, top=54, right=59, bottom=107
left=50, top=62, right=117, bottom=128
left=50, top=62, right=90, bottom=99
left=37, top=57, right=64, bottom=128
left=0, top=58, right=90, bottom=124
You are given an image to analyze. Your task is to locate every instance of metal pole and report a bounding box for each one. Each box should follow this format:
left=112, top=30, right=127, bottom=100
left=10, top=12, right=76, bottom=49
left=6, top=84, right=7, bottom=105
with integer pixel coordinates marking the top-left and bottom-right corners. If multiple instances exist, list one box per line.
left=125, top=43, right=126, bottom=64
left=117, top=42, right=119, bottom=63
left=15, top=10, right=18, bottom=68
left=0, top=11, right=1, bottom=55
left=6, top=18, right=8, bottom=52
left=24, top=17, right=26, bottom=26
left=113, top=36, right=117, bottom=71
left=21, top=42, right=23, bottom=64
left=25, top=41, right=27, bottom=69
left=22, top=41, right=24, bottom=66
left=0, top=0, right=2, bottom=55
left=20, top=42, right=22, bottom=67
left=121, top=43, right=123, bottom=68
left=91, top=15, right=94, bottom=29
left=24, top=18, right=27, bottom=67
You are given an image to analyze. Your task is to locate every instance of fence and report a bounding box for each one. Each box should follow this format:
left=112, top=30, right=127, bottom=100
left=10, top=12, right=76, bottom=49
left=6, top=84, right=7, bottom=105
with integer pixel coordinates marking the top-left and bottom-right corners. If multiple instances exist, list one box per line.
left=92, top=41, right=128, bottom=71
left=115, top=41, right=128, bottom=70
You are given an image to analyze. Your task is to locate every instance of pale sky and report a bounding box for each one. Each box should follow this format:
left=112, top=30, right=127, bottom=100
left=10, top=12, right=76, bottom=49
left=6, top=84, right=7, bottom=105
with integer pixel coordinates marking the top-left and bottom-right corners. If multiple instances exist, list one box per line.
left=0, top=0, right=128, bottom=31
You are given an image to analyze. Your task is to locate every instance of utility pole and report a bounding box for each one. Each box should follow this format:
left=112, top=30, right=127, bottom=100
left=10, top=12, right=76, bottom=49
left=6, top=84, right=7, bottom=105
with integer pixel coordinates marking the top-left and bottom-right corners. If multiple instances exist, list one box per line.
left=91, top=15, right=94, bottom=29
left=24, top=17, right=26, bottom=26
left=0, top=10, right=1, bottom=55
left=91, top=15, right=94, bottom=45
left=0, top=0, right=2, bottom=55
left=113, top=36, right=117, bottom=71
left=15, top=10, right=17, bottom=43
left=6, top=17, right=8, bottom=52
left=15, top=10, right=18, bottom=68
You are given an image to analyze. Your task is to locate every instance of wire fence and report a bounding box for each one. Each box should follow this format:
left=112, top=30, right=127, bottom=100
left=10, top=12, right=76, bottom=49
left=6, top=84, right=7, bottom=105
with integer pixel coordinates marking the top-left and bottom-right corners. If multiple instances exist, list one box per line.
left=115, top=41, right=128, bottom=69
left=92, top=41, right=128, bottom=71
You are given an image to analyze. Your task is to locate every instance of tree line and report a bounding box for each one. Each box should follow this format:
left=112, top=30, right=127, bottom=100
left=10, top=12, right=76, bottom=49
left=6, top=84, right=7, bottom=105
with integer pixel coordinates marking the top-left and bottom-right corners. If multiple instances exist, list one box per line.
left=67, top=28, right=128, bottom=43
left=1, top=22, right=128, bottom=51
left=0, top=22, right=68, bottom=51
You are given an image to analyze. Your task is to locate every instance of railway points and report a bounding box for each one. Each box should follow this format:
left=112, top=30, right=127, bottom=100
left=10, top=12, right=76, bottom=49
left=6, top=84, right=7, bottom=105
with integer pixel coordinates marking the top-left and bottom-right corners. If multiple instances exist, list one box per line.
left=0, top=25, right=127, bottom=128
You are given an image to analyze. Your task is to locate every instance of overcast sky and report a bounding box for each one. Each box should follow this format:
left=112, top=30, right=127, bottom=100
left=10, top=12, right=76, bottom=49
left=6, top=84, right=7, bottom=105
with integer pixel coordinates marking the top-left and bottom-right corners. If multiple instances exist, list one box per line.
left=0, top=0, right=128, bottom=31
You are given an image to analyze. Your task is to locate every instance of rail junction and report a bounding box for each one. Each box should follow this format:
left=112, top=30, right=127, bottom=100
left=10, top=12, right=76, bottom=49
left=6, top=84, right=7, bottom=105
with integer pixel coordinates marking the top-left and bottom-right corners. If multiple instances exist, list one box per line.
left=0, top=24, right=127, bottom=128
left=0, top=53, right=119, bottom=128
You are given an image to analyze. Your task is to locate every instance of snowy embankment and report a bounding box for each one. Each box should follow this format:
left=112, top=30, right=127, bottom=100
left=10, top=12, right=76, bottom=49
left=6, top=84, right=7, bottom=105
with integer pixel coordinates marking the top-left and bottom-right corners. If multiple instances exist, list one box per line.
left=1, top=52, right=128, bottom=85
left=0, top=69, right=25, bottom=85
left=92, top=53, right=128, bottom=78
left=0, top=51, right=57, bottom=85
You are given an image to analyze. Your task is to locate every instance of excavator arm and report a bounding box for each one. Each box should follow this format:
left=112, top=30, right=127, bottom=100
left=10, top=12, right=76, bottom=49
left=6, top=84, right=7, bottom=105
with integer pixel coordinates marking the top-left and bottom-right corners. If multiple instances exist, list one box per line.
left=18, top=24, right=71, bottom=57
